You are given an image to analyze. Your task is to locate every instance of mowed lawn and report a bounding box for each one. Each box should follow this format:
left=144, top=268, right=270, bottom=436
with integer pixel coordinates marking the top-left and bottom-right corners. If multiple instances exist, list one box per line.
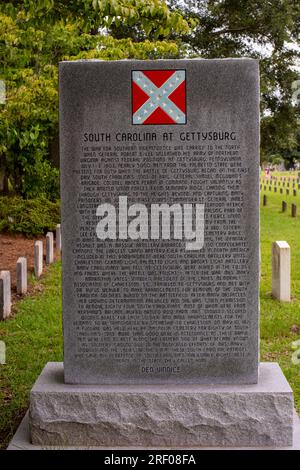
left=0, top=263, right=63, bottom=449
left=0, top=173, right=300, bottom=448
left=260, top=172, right=300, bottom=413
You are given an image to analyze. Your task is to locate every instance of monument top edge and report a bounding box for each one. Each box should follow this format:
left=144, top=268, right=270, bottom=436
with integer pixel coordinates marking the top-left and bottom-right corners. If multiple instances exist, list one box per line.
left=59, top=57, right=259, bottom=65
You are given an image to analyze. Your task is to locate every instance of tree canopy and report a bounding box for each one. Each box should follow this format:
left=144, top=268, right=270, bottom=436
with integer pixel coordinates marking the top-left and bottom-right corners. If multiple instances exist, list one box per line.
left=0, top=0, right=189, bottom=198
left=0, top=0, right=299, bottom=198
left=167, top=0, right=300, bottom=163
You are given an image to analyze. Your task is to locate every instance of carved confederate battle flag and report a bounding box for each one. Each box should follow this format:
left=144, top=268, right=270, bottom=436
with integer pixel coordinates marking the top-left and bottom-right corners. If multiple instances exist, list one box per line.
left=132, top=70, right=186, bottom=125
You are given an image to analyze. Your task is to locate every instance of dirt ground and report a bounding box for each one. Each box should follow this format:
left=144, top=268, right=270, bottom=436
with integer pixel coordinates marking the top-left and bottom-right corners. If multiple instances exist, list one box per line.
left=0, top=233, right=60, bottom=303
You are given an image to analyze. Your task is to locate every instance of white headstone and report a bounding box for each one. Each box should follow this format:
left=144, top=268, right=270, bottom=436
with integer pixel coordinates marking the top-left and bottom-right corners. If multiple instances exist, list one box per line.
left=0, top=271, right=11, bottom=319
left=0, top=340, right=5, bottom=364
left=46, top=232, right=54, bottom=265
left=34, top=241, right=43, bottom=278
left=272, top=241, right=291, bottom=302
left=16, top=257, right=27, bottom=295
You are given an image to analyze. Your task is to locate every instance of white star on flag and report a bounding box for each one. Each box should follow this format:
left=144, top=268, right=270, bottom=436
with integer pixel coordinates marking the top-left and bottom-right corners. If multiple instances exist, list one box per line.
left=132, top=70, right=186, bottom=125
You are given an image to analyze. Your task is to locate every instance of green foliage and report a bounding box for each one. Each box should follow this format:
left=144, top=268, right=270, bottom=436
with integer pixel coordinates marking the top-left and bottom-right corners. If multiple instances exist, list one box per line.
left=0, top=196, right=60, bottom=236
left=268, top=154, right=284, bottom=166
left=0, top=64, right=59, bottom=197
left=22, top=158, right=60, bottom=200
left=7, top=0, right=190, bottom=37
left=91, top=0, right=190, bottom=37
left=166, top=0, right=300, bottom=163
left=0, top=1, right=188, bottom=198
left=67, top=36, right=181, bottom=60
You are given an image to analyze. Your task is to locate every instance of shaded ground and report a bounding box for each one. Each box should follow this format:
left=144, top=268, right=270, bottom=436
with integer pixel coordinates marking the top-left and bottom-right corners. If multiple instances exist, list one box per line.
left=0, top=233, right=45, bottom=288
left=0, top=233, right=60, bottom=305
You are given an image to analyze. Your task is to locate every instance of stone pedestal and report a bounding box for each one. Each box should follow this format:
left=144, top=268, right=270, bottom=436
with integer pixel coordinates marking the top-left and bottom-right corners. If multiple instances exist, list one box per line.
left=9, top=362, right=294, bottom=448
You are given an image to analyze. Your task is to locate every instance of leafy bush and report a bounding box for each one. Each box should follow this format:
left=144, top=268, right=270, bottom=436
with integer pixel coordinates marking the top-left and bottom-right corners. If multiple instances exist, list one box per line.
left=23, top=158, right=60, bottom=201
left=0, top=196, right=60, bottom=236
left=0, top=3, right=188, bottom=200
left=269, top=154, right=284, bottom=165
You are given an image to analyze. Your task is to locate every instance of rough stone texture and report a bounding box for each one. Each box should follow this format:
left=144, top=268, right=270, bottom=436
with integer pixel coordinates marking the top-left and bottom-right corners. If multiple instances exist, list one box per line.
left=34, top=241, right=43, bottom=278
left=8, top=410, right=300, bottom=450
left=16, top=257, right=27, bottom=295
left=55, top=224, right=61, bottom=252
left=60, top=58, right=260, bottom=385
left=28, top=362, right=294, bottom=448
left=0, top=270, right=11, bottom=320
left=46, top=232, right=54, bottom=265
left=272, top=241, right=290, bottom=302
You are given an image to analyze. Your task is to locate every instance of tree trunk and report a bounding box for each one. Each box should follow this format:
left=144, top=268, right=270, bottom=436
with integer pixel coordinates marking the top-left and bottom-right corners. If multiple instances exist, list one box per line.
left=0, top=167, right=9, bottom=194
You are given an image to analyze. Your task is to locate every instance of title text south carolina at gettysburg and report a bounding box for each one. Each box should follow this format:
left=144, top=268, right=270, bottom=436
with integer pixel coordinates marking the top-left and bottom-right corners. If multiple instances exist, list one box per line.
left=83, top=130, right=237, bottom=143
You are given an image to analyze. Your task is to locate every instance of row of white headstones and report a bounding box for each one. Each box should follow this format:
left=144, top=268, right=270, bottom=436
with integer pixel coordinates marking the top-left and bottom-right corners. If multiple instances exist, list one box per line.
left=0, top=226, right=292, bottom=321
left=259, top=180, right=293, bottom=301
left=0, top=224, right=61, bottom=320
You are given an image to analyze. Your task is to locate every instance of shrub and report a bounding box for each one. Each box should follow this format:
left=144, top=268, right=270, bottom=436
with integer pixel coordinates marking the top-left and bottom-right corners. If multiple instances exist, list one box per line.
left=0, top=196, right=60, bottom=236
left=22, top=158, right=60, bottom=201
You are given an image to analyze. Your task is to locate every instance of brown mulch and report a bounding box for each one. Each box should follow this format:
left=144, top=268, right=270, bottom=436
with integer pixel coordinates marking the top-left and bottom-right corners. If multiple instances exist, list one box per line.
left=0, top=233, right=44, bottom=288
left=0, top=233, right=60, bottom=304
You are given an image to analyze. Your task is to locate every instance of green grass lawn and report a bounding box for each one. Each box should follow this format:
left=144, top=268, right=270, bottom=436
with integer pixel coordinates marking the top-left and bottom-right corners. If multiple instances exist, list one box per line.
left=0, top=263, right=63, bottom=449
left=260, top=175, right=300, bottom=414
left=0, top=177, right=300, bottom=448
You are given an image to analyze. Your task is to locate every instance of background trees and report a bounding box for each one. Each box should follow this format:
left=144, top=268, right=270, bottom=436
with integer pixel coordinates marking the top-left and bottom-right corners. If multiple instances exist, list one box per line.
left=167, top=0, right=300, bottom=164
left=1, top=0, right=299, bottom=199
left=0, top=1, right=189, bottom=198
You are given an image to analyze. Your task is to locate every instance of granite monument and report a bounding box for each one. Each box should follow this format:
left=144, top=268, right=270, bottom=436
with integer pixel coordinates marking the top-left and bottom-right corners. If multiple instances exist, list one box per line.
left=8, top=59, right=298, bottom=449
left=60, top=59, right=259, bottom=385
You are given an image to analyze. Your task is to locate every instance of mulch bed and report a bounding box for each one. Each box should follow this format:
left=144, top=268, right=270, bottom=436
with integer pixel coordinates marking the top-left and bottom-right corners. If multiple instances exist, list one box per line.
left=0, top=233, right=60, bottom=305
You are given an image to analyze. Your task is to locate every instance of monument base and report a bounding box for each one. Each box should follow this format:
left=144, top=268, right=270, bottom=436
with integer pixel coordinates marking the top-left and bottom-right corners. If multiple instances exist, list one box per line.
left=8, top=410, right=300, bottom=450
left=7, top=361, right=297, bottom=449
